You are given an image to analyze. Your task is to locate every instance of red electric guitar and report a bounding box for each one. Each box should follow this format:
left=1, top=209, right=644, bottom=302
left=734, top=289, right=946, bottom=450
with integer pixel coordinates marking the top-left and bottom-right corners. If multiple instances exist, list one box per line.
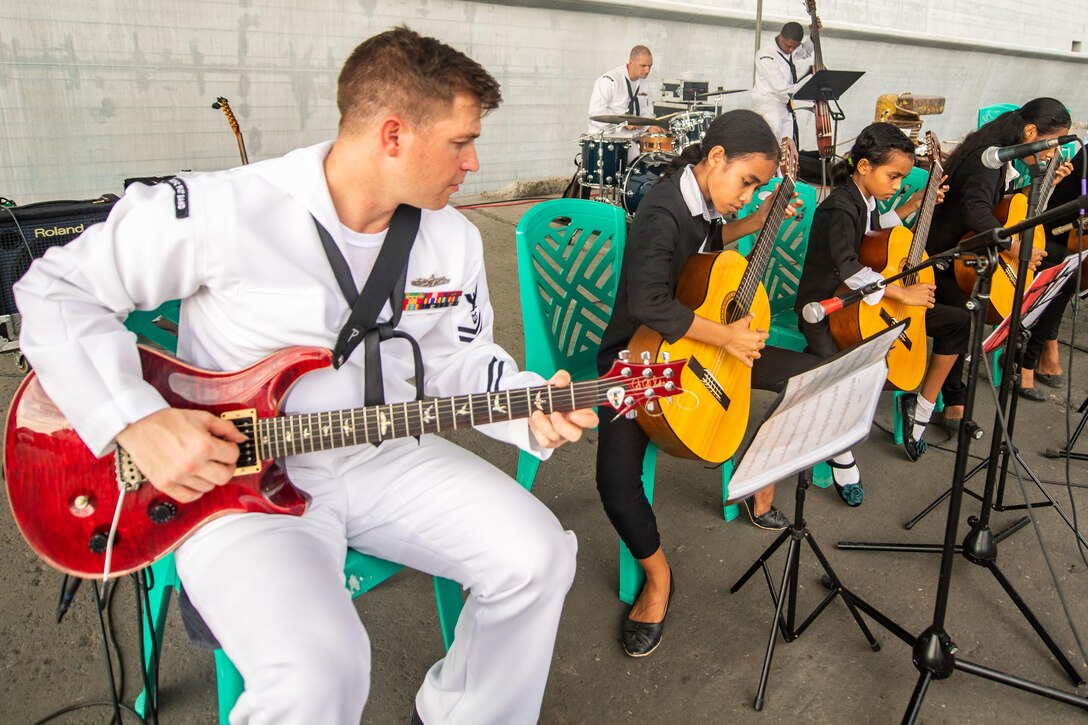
left=4, top=345, right=685, bottom=579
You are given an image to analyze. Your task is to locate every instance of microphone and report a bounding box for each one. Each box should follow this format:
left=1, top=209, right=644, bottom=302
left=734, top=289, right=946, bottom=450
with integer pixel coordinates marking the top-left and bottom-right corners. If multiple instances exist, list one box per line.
left=801, top=280, right=886, bottom=323
left=980, top=135, right=1078, bottom=170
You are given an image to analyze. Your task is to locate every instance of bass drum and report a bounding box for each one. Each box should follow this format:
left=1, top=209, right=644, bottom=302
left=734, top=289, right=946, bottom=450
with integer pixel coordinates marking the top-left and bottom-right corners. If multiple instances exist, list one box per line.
left=622, top=153, right=674, bottom=215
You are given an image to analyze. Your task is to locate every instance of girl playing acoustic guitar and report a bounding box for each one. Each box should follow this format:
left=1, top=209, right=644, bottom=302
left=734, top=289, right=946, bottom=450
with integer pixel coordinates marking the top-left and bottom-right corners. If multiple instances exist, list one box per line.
left=797, top=122, right=967, bottom=467
left=595, top=110, right=828, bottom=657
left=928, top=98, right=1073, bottom=402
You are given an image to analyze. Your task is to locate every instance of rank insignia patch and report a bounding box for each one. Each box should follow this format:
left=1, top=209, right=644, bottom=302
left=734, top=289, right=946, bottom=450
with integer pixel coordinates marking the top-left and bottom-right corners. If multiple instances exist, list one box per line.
left=403, top=290, right=463, bottom=311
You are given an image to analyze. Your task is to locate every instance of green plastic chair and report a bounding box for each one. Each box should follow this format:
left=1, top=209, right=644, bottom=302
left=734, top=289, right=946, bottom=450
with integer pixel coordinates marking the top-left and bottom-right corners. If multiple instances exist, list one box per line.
left=515, top=198, right=731, bottom=605
left=735, top=178, right=832, bottom=488
left=125, top=303, right=465, bottom=724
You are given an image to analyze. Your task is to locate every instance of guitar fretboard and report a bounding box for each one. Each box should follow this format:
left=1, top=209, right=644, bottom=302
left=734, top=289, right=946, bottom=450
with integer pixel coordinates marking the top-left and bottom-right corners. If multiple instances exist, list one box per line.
left=253, top=377, right=616, bottom=459
left=731, top=175, right=795, bottom=321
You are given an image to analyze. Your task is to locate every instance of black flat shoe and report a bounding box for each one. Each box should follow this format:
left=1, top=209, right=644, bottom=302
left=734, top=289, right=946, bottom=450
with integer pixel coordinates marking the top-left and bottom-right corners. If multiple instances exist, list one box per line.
left=898, top=393, right=929, bottom=462
left=1018, top=386, right=1047, bottom=402
left=742, top=497, right=790, bottom=530
left=827, top=458, right=864, bottom=507
left=1036, top=372, right=1064, bottom=388
left=622, top=572, right=674, bottom=657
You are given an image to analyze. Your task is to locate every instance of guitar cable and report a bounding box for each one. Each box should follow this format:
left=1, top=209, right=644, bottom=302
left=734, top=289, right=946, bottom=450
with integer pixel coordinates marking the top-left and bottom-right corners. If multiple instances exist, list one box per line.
left=31, top=578, right=145, bottom=724
left=101, top=489, right=127, bottom=585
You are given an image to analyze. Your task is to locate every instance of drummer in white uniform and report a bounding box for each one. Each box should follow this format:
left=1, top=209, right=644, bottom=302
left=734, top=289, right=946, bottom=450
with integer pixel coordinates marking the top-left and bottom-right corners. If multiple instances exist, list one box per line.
left=587, top=45, right=666, bottom=161
left=751, top=22, right=814, bottom=144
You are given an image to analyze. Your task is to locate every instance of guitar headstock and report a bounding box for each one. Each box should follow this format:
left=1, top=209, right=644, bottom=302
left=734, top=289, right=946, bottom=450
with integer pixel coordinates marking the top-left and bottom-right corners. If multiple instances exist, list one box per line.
left=923, top=131, right=941, bottom=166
left=779, top=137, right=799, bottom=180
left=212, top=96, right=241, bottom=135
left=600, top=356, right=686, bottom=415
left=804, top=0, right=821, bottom=23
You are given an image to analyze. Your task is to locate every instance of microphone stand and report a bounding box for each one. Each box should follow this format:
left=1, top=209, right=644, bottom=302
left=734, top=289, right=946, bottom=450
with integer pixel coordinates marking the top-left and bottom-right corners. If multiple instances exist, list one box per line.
left=836, top=196, right=1088, bottom=720
left=845, top=189, right=1088, bottom=546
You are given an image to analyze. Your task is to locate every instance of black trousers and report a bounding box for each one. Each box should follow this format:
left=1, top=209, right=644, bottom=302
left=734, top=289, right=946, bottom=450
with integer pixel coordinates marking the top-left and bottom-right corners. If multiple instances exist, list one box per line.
left=595, top=346, right=820, bottom=560
left=1023, top=244, right=1077, bottom=370
left=930, top=267, right=975, bottom=406
left=798, top=297, right=970, bottom=404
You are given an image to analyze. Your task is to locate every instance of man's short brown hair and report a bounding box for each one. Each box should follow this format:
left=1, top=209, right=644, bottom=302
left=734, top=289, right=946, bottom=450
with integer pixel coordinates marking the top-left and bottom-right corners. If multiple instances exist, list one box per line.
left=337, top=26, right=502, bottom=133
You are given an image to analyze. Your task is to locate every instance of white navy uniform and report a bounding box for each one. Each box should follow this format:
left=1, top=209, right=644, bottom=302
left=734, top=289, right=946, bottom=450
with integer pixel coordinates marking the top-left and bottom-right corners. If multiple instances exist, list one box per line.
left=587, top=64, right=654, bottom=135
left=587, top=64, right=656, bottom=164
left=751, top=39, right=814, bottom=143
left=15, top=141, right=577, bottom=725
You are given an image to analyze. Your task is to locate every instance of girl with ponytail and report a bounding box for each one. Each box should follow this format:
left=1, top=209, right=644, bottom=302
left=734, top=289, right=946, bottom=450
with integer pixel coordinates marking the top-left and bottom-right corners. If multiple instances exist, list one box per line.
left=594, top=110, right=826, bottom=657
left=929, top=98, right=1074, bottom=401
left=797, top=122, right=967, bottom=471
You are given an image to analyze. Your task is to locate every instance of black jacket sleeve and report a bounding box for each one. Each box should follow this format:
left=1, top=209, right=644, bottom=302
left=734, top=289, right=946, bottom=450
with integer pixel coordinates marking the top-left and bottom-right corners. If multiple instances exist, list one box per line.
left=626, top=205, right=696, bottom=344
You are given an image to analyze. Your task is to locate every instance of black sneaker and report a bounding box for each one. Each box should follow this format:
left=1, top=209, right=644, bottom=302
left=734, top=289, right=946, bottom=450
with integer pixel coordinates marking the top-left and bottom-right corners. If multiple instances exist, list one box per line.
left=743, top=497, right=790, bottom=530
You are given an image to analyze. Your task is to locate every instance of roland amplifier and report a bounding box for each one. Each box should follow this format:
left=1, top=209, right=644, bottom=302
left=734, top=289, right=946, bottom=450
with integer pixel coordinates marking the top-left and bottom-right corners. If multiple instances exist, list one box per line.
left=0, top=195, right=119, bottom=317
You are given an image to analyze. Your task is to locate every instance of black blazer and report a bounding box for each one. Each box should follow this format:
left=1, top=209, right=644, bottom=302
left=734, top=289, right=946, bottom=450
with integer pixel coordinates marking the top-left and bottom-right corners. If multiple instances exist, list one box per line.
left=928, top=150, right=1009, bottom=256
left=795, top=182, right=871, bottom=316
left=598, top=170, right=714, bottom=372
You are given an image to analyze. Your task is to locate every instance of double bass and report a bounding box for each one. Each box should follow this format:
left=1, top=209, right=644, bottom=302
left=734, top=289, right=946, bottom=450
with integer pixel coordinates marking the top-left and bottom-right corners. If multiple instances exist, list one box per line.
left=803, top=0, right=834, bottom=159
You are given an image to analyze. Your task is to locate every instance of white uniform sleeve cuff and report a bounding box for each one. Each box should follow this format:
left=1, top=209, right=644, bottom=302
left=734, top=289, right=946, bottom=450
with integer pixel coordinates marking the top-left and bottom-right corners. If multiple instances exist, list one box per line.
left=844, top=267, right=886, bottom=306
left=79, top=387, right=170, bottom=457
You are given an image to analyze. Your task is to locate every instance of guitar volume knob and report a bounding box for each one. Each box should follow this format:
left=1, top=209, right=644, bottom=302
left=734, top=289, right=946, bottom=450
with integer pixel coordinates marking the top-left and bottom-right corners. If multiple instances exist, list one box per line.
left=88, top=531, right=109, bottom=554
left=148, top=500, right=178, bottom=524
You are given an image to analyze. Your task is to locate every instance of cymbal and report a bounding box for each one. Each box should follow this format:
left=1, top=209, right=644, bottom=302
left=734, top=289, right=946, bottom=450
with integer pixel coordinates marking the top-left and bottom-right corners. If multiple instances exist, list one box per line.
left=590, top=114, right=661, bottom=126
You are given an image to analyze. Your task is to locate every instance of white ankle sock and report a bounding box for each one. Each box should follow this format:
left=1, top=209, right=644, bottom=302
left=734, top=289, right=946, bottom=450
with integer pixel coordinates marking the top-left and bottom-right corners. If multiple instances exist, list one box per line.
left=912, top=396, right=936, bottom=441
left=831, top=453, right=859, bottom=484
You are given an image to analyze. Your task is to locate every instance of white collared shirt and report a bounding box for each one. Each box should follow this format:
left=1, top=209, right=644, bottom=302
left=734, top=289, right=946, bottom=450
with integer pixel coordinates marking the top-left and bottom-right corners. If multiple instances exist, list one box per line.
left=679, top=165, right=721, bottom=223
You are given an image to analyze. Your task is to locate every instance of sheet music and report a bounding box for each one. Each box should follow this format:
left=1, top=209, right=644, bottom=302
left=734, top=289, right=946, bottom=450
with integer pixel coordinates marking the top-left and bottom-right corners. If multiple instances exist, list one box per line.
left=727, top=323, right=902, bottom=502
left=980, top=250, right=1087, bottom=355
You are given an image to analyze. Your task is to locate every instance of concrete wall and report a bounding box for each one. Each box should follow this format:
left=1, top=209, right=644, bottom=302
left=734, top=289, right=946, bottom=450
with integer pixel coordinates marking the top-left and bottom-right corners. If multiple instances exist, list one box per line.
left=2, top=0, right=1086, bottom=203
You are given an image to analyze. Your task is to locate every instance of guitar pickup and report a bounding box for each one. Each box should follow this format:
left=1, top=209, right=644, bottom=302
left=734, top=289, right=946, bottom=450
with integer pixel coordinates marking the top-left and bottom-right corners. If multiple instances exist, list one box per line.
left=221, top=409, right=262, bottom=474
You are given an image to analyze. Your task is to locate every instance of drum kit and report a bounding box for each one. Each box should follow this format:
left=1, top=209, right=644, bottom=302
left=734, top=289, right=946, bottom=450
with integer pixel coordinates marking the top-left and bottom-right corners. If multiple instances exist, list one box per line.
left=576, top=88, right=745, bottom=216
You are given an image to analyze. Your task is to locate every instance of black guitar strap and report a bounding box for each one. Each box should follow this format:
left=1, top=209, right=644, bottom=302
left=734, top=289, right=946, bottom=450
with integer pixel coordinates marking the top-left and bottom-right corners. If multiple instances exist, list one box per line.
left=312, top=205, right=425, bottom=406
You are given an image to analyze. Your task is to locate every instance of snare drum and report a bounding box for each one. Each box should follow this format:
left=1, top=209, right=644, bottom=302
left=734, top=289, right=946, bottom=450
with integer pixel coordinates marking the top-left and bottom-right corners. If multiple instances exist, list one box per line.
left=622, top=153, right=674, bottom=215
left=578, top=136, right=631, bottom=187
left=638, top=133, right=675, bottom=155
left=669, top=111, right=714, bottom=149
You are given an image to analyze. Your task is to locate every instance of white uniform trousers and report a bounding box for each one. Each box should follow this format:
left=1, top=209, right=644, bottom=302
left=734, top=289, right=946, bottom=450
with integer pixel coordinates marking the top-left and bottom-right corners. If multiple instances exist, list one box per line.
left=175, top=435, right=578, bottom=724
left=752, top=100, right=795, bottom=145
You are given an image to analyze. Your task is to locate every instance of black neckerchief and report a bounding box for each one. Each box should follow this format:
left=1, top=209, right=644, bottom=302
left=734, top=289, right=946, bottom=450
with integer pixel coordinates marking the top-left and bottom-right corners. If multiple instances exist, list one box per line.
left=312, top=205, right=425, bottom=408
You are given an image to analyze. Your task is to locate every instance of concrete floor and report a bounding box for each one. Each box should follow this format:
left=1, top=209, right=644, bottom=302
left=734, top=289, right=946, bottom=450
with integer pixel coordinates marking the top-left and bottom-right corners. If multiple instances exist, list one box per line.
left=2, top=198, right=1088, bottom=724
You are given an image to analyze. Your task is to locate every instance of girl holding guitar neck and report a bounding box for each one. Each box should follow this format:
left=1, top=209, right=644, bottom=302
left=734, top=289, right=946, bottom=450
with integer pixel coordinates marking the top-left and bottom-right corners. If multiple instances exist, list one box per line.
left=798, top=123, right=966, bottom=468
left=929, top=98, right=1073, bottom=402
left=595, top=111, right=826, bottom=657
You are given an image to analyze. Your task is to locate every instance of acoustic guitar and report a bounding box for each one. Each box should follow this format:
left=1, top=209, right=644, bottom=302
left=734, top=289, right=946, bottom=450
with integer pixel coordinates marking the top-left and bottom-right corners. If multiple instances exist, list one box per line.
left=954, top=151, right=1061, bottom=323
left=629, top=139, right=798, bottom=463
left=4, top=345, right=684, bottom=579
left=830, top=132, right=943, bottom=391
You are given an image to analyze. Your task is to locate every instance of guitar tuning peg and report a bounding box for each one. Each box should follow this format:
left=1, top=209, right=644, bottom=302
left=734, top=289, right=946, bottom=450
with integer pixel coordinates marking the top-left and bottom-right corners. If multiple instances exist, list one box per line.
left=624, top=410, right=638, bottom=419
left=618, top=350, right=631, bottom=362
left=645, top=401, right=656, bottom=413
left=661, top=351, right=670, bottom=362
left=640, top=351, right=651, bottom=364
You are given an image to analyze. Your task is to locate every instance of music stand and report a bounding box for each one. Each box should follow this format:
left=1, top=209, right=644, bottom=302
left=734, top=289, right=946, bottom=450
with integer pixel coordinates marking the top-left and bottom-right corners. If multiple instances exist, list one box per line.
left=792, top=69, right=864, bottom=189
left=728, top=321, right=905, bottom=710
